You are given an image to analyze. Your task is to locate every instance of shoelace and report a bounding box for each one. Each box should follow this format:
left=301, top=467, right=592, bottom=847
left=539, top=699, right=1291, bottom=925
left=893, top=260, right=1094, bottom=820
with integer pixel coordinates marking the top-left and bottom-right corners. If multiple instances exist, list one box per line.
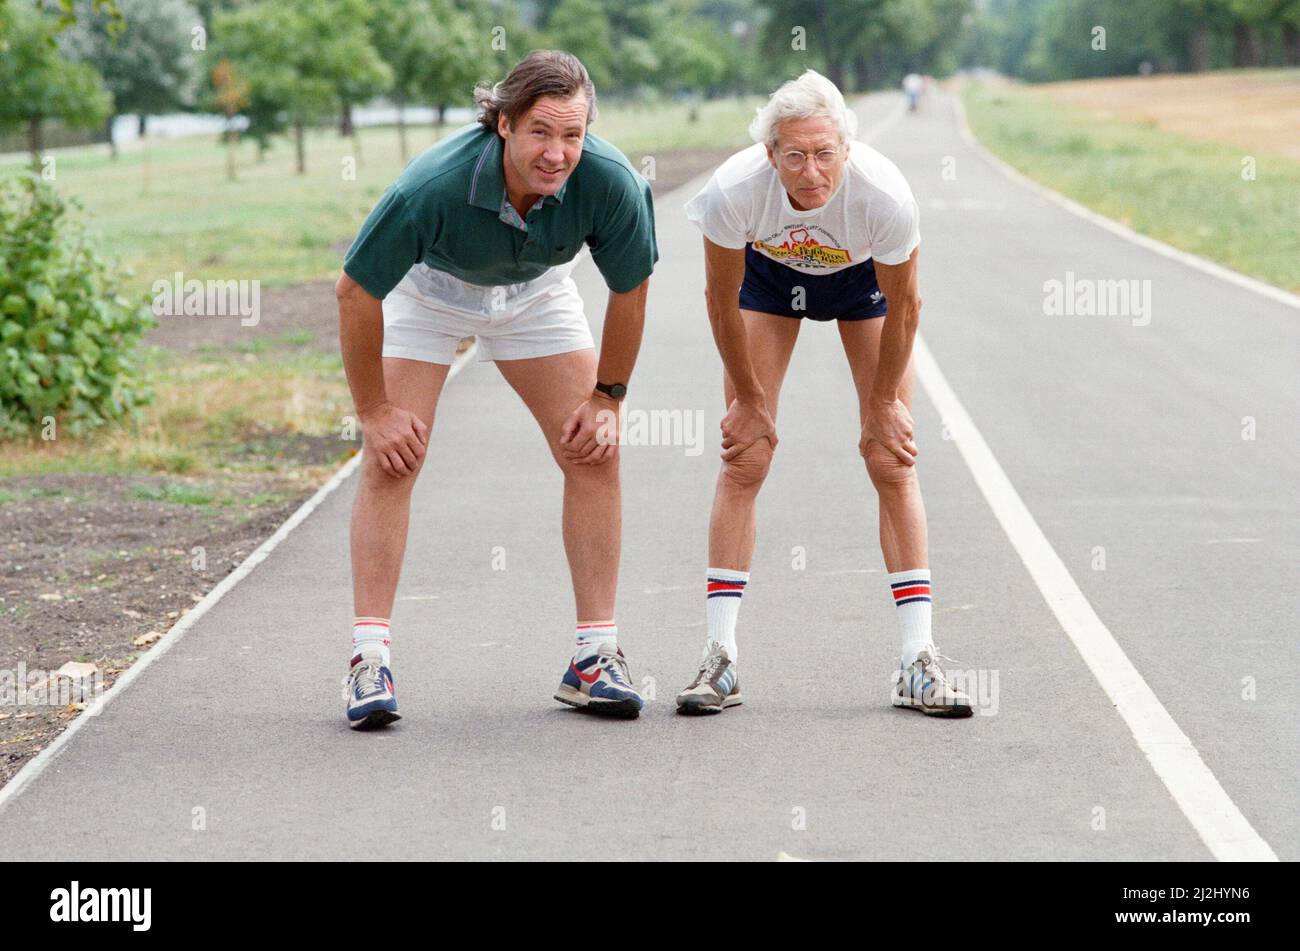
left=917, top=647, right=962, bottom=692
left=694, top=646, right=728, bottom=688
left=601, top=651, right=632, bottom=687
left=342, top=661, right=382, bottom=701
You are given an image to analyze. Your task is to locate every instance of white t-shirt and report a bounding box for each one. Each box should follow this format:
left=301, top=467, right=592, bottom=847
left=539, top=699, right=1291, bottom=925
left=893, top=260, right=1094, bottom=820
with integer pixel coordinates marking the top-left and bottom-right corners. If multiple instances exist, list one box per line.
left=683, top=141, right=920, bottom=273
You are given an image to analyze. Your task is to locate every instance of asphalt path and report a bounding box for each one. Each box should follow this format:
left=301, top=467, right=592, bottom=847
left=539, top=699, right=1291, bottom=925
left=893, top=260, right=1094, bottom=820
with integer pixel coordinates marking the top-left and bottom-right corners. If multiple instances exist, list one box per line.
left=1, top=91, right=1294, bottom=861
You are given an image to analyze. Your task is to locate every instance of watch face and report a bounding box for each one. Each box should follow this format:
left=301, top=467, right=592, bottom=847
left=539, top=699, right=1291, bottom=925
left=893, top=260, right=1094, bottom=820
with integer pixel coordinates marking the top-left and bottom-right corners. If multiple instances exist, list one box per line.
left=610, top=384, right=627, bottom=399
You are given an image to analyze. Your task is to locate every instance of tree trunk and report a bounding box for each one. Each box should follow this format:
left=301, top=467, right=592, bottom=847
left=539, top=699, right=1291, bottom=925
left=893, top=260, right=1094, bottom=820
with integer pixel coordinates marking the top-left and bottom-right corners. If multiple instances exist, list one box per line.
left=1187, top=24, right=1209, bottom=72
left=853, top=55, right=870, bottom=93
left=1233, top=24, right=1264, bottom=67
left=826, top=59, right=846, bottom=91
left=396, top=98, right=408, bottom=163
left=294, top=119, right=306, bottom=174
left=105, top=114, right=119, bottom=159
left=1284, top=24, right=1300, bottom=66
left=340, top=101, right=354, bottom=137
left=137, top=114, right=146, bottom=138
left=225, top=128, right=237, bottom=181
left=27, top=117, right=43, bottom=172
left=437, top=103, right=447, bottom=128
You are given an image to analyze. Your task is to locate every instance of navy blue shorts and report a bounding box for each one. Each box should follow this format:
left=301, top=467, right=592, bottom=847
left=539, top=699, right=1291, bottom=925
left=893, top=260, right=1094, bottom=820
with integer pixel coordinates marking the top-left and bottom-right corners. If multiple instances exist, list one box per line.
left=738, top=245, right=888, bottom=321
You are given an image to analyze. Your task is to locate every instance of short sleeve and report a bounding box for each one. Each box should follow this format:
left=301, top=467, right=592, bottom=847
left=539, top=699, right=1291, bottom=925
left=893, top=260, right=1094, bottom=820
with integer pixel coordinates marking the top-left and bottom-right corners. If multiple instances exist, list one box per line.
left=869, top=196, right=920, bottom=266
left=342, top=187, right=426, bottom=300
left=684, top=175, right=749, bottom=249
left=588, top=174, right=659, bottom=293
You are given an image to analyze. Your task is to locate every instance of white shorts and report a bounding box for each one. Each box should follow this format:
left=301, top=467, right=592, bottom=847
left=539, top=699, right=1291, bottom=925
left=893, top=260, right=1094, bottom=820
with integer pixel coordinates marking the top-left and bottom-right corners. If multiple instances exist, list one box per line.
left=381, top=257, right=594, bottom=365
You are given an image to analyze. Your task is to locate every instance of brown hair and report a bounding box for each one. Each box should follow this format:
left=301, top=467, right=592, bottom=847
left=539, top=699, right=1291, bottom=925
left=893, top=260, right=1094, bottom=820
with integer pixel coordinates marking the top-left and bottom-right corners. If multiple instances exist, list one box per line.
left=474, top=50, right=597, bottom=135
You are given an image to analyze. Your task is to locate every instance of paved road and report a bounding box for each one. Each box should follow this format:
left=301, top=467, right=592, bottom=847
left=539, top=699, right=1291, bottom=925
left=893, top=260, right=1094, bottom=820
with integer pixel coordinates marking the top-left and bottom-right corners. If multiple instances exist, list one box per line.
left=1, top=92, right=1294, bottom=861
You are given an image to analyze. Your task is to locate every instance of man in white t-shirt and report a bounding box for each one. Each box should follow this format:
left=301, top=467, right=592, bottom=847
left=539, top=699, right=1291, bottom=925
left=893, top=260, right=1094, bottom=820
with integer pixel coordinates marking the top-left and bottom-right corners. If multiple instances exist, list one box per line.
left=676, top=69, right=973, bottom=718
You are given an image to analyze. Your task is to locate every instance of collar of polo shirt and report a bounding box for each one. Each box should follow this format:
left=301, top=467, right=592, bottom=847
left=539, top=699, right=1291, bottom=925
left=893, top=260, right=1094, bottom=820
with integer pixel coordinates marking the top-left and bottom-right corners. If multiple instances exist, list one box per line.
left=467, top=132, right=571, bottom=216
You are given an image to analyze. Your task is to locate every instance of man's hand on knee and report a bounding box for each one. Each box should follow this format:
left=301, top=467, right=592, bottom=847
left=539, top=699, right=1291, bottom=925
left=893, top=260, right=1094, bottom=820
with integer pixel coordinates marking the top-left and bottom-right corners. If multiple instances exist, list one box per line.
left=560, top=396, right=620, bottom=466
left=861, top=396, right=918, bottom=466
left=720, top=396, right=777, bottom=463
left=360, top=401, right=429, bottom=478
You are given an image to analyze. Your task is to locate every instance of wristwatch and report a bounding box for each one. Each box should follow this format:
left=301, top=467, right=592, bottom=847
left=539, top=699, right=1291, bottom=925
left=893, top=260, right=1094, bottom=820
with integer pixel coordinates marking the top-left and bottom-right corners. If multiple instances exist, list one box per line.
left=594, top=381, right=627, bottom=401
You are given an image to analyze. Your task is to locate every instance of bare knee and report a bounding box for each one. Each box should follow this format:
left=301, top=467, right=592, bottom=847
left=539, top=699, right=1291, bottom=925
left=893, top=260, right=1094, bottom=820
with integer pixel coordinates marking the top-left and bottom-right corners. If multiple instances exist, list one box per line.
left=863, top=439, right=917, bottom=492
left=720, top=439, right=774, bottom=492
left=360, top=442, right=427, bottom=490
left=555, top=449, right=620, bottom=483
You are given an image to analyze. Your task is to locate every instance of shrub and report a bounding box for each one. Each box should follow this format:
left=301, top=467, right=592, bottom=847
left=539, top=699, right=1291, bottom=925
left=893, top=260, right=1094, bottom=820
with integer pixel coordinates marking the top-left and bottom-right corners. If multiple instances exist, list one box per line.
left=0, top=174, right=155, bottom=439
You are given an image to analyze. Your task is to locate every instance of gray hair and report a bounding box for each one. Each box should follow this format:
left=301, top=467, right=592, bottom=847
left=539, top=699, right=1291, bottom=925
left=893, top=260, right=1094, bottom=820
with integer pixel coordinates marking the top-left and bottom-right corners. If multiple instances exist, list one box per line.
left=748, top=69, right=858, bottom=148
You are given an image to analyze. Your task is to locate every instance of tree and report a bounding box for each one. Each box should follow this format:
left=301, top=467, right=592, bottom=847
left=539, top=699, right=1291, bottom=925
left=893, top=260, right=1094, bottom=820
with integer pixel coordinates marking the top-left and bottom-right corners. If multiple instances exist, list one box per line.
left=368, top=0, right=481, bottom=161
left=0, top=1, right=112, bottom=170
left=60, top=0, right=203, bottom=158
left=212, top=0, right=390, bottom=175
left=546, top=0, right=616, bottom=89
left=210, top=57, right=248, bottom=180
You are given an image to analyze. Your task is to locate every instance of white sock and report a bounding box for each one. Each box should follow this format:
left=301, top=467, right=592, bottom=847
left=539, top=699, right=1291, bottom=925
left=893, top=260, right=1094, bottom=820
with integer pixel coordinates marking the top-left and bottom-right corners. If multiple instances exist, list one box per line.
left=575, top=621, right=617, bottom=661
left=889, top=569, right=932, bottom=666
left=706, top=567, right=748, bottom=663
left=352, top=617, right=391, bottom=667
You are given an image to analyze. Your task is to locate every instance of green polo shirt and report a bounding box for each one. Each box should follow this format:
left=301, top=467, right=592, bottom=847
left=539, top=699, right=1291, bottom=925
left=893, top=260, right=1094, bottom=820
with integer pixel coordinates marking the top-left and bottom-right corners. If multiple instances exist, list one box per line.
left=343, top=123, right=658, bottom=299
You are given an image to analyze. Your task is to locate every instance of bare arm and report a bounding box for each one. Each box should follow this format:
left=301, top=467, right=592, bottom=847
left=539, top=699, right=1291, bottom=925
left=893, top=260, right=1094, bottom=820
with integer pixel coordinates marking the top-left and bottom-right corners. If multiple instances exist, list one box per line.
left=863, top=247, right=923, bottom=465
left=595, top=278, right=649, bottom=390
left=702, top=238, right=777, bottom=461
left=559, top=278, right=650, bottom=465
left=703, top=238, right=763, bottom=402
left=336, top=273, right=428, bottom=477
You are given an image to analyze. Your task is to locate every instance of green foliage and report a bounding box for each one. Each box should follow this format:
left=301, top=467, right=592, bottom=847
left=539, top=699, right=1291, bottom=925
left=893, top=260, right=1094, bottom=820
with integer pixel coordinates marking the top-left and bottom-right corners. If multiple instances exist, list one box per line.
left=755, top=0, right=974, bottom=90
left=0, top=175, right=155, bottom=439
left=209, top=0, right=392, bottom=165
left=368, top=0, right=483, bottom=111
left=0, top=1, right=113, bottom=139
left=965, top=0, right=1300, bottom=80
left=60, top=0, right=203, bottom=120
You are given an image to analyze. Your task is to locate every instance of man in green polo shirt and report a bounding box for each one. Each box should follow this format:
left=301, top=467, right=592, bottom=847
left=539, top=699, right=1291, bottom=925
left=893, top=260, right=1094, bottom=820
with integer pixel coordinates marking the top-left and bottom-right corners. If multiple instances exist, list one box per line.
left=335, top=51, right=657, bottom=729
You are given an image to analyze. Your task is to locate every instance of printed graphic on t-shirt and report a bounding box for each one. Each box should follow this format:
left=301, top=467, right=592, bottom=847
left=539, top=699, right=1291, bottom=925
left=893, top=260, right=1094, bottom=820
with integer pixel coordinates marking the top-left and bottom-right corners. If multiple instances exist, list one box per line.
left=752, top=224, right=851, bottom=269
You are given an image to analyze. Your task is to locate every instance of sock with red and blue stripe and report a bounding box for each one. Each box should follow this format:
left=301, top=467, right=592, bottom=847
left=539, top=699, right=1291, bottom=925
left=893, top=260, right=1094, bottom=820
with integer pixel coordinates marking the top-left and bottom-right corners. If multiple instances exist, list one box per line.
left=575, top=621, right=617, bottom=662
left=706, top=567, right=748, bottom=663
left=889, top=569, right=932, bottom=667
left=352, top=617, right=391, bottom=668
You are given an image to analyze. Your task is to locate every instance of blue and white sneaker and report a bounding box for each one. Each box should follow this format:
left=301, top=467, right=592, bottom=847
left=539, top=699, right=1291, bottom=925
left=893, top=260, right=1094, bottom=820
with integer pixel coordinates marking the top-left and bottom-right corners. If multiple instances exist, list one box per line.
left=675, top=642, right=741, bottom=715
left=342, top=650, right=401, bottom=730
left=891, top=647, right=972, bottom=718
left=554, top=643, right=643, bottom=718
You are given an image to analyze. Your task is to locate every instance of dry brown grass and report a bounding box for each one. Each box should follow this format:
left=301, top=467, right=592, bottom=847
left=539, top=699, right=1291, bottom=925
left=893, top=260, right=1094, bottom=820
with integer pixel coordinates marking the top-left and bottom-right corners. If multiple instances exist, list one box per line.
left=1037, top=69, right=1300, bottom=162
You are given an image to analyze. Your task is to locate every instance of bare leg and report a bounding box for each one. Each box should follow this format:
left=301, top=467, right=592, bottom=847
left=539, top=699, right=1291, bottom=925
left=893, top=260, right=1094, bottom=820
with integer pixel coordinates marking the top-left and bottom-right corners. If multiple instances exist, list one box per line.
left=350, top=357, right=450, bottom=618
left=708, top=311, right=802, bottom=570
left=494, top=349, right=618, bottom=622
left=837, top=318, right=928, bottom=571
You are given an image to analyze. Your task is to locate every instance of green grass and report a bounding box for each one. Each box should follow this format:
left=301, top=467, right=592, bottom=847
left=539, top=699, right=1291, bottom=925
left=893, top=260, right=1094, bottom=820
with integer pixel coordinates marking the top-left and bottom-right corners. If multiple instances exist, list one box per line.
left=0, top=97, right=761, bottom=295
left=131, top=483, right=214, bottom=505
left=962, top=80, right=1300, bottom=293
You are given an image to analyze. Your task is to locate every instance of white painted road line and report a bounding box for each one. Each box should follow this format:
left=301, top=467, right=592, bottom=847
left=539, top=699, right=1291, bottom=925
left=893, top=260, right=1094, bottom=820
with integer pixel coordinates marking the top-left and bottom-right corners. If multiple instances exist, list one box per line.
left=911, top=332, right=1278, bottom=861
left=0, top=340, right=479, bottom=816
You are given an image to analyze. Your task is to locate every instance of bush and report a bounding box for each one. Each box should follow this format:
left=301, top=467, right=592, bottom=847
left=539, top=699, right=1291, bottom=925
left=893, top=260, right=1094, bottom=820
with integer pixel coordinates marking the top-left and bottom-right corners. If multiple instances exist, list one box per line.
left=0, top=174, right=155, bottom=439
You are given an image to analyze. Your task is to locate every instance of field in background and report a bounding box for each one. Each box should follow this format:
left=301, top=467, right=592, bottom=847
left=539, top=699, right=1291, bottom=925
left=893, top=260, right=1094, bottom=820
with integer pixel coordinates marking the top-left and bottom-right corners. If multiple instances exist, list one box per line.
left=962, top=70, right=1300, bottom=293
left=1036, top=70, right=1300, bottom=163
left=0, top=97, right=763, bottom=294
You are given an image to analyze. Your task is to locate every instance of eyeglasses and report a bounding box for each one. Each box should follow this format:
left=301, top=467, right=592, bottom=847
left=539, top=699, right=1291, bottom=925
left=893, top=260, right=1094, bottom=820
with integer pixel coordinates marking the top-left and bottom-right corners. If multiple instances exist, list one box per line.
left=778, top=147, right=841, bottom=172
